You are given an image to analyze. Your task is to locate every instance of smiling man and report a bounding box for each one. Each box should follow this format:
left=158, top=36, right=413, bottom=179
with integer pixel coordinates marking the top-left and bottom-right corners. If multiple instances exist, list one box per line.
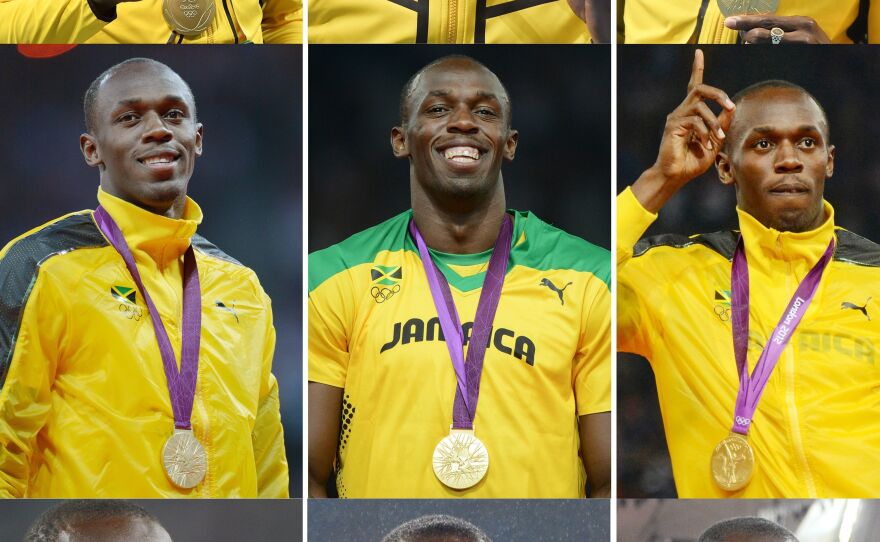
left=618, top=49, right=880, bottom=497
left=0, top=58, right=287, bottom=497
left=308, top=55, right=610, bottom=498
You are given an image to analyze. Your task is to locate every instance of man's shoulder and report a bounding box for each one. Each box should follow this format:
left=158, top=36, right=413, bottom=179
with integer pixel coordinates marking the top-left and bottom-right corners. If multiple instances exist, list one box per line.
left=633, top=230, right=738, bottom=261
left=0, top=211, right=108, bottom=270
left=834, top=228, right=880, bottom=267
left=191, top=234, right=245, bottom=267
left=308, top=210, right=411, bottom=293
left=515, top=211, right=610, bottom=287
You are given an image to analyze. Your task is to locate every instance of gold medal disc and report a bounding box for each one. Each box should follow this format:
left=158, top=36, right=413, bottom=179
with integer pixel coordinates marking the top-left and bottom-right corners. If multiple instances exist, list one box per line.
left=710, top=432, right=755, bottom=491
left=716, top=0, right=779, bottom=17
left=163, top=0, right=215, bottom=36
left=432, top=429, right=489, bottom=490
left=162, top=429, right=207, bottom=489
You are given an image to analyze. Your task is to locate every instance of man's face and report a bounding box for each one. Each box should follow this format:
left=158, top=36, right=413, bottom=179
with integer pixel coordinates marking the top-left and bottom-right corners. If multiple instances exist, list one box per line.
left=81, top=63, right=203, bottom=217
left=59, top=516, right=172, bottom=542
left=717, top=87, right=834, bottom=233
left=391, top=59, right=518, bottom=201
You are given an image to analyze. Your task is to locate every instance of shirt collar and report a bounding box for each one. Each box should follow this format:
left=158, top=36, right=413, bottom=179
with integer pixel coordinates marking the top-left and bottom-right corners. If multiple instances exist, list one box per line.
left=736, top=200, right=835, bottom=265
left=96, top=187, right=203, bottom=268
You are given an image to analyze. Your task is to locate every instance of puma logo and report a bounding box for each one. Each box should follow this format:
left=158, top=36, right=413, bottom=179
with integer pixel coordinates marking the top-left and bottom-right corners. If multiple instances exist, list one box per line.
left=215, top=300, right=240, bottom=323
left=841, top=297, right=871, bottom=321
left=540, top=278, right=572, bottom=306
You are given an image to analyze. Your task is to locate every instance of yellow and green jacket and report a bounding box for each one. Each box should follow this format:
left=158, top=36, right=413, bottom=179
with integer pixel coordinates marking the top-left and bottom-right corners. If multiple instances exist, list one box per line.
left=308, top=0, right=589, bottom=43
left=0, top=0, right=301, bottom=43
left=0, top=189, right=288, bottom=497
left=622, top=0, right=878, bottom=43
left=309, top=210, right=610, bottom=497
left=618, top=187, right=880, bottom=497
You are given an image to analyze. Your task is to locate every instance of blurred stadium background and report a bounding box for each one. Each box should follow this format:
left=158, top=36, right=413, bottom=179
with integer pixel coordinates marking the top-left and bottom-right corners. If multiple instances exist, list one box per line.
left=0, top=46, right=302, bottom=496
left=619, top=499, right=880, bottom=542
left=308, top=45, right=611, bottom=252
left=618, top=46, right=880, bottom=497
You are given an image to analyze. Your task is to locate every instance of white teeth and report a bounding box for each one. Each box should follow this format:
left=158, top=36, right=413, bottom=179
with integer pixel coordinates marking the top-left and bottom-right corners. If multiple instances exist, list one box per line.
left=143, top=155, right=175, bottom=165
left=443, top=146, right=480, bottom=161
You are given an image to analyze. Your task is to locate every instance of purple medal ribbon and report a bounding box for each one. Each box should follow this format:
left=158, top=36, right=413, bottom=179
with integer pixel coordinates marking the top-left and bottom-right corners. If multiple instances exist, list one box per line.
left=409, top=214, right=513, bottom=430
left=94, top=206, right=201, bottom=431
left=729, top=234, right=834, bottom=435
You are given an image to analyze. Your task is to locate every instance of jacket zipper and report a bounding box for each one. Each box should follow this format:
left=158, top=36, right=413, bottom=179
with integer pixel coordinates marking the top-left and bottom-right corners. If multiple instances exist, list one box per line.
left=447, top=0, right=458, bottom=43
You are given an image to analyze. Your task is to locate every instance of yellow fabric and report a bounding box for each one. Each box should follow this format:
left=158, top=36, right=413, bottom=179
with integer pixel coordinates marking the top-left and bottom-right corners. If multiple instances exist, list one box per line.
left=309, top=210, right=610, bottom=497
left=618, top=187, right=880, bottom=497
left=0, top=188, right=287, bottom=497
left=623, top=0, right=868, bottom=44
left=0, top=0, right=302, bottom=43
left=308, top=0, right=589, bottom=44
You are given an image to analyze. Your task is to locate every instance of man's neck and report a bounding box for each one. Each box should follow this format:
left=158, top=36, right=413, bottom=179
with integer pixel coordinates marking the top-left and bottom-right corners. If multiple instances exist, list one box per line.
left=410, top=186, right=507, bottom=254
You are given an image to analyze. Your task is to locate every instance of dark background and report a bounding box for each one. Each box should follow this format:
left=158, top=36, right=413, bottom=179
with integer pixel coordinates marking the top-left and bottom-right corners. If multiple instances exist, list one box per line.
left=617, top=45, right=880, bottom=497
left=0, top=500, right=301, bottom=541
left=0, top=45, right=302, bottom=496
left=308, top=45, right=611, bottom=252
left=310, top=499, right=609, bottom=541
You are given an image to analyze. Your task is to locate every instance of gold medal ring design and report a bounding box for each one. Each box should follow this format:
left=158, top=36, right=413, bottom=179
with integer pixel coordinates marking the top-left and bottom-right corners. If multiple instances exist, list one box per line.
left=770, top=27, right=784, bottom=44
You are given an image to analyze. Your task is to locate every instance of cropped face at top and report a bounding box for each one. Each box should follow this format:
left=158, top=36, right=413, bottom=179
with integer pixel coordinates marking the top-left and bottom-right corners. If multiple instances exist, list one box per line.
left=81, top=62, right=203, bottom=217
left=60, top=516, right=172, bottom=542
left=717, top=87, right=834, bottom=233
left=392, top=58, right=518, bottom=202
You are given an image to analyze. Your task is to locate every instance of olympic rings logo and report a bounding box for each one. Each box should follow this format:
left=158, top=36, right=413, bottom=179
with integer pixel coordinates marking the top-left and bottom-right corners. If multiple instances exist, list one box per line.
left=735, top=416, right=751, bottom=427
left=714, top=304, right=730, bottom=322
left=118, top=303, right=143, bottom=321
left=371, top=284, right=401, bottom=304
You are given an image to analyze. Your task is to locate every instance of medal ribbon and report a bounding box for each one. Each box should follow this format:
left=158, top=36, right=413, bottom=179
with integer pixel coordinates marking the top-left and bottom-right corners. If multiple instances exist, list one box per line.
left=730, top=234, right=833, bottom=435
left=409, top=214, right=513, bottom=430
left=94, top=206, right=201, bottom=431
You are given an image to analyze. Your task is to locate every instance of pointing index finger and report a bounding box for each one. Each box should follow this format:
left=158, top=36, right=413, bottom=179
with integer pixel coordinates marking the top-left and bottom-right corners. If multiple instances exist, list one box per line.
left=688, top=49, right=704, bottom=94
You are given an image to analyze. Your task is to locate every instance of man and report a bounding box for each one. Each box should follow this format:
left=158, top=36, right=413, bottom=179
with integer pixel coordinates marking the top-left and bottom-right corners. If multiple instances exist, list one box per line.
left=25, top=501, right=172, bottom=542
left=382, top=515, right=491, bottom=542
left=0, top=0, right=301, bottom=43
left=621, top=0, right=880, bottom=43
left=309, top=55, right=610, bottom=498
left=0, top=58, right=287, bottom=497
left=618, top=49, right=880, bottom=497
left=697, top=517, right=798, bottom=542
left=307, top=0, right=609, bottom=43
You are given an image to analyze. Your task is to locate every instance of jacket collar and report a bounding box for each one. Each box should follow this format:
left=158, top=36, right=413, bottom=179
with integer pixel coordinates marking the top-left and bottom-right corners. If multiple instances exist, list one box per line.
left=96, top=188, right=203, bottom=268
left=736, top=200, right=835, bottom=267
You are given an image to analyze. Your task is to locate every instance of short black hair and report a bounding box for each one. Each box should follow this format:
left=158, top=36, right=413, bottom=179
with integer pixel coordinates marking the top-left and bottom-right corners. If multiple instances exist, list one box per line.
left=730, top=79, right=830, bottom=142
left=24, top=500, right=161, bottom=542
left=381, top=515, right=492, bottom=542
left=398, top=55, right=512, bottom=127
left=697, top=517, right=799, bottom=542
left=83, top=58, right=196, bottom=134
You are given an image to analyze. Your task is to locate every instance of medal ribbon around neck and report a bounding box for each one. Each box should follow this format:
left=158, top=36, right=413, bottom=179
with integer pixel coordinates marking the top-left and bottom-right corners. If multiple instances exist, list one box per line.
left=94, top=206, right=206, bottom=489
left=729, top=234, right=834, bottom=435
left=409, top=214, right=513, bottom=430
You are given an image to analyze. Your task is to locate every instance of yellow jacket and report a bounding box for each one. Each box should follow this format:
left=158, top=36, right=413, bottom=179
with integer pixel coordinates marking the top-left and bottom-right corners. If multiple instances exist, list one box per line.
left=618, top=187, right=880, bottom=497
left=0, top=0, right=301, bottom=43
left=0, top=189, right=288, bottom=497
left=308, top=0, right=589, bottom=43
left=622, top=0, right=879, bottom=43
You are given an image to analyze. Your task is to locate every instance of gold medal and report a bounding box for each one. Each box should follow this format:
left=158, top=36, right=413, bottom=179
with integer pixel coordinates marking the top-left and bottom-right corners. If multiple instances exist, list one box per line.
left=162, top=0, right=215, bottom=36
left=162, top=429, right=207, bottom=489
left=710, top=432, right=755, bottom=491
left=716, top=0, right=779, bottom=17
left=432, top=429, right=489, bottom=490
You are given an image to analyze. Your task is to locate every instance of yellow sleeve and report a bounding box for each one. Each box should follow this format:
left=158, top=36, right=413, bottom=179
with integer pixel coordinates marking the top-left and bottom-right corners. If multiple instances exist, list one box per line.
left=616, top=187, right=658, bottom=358
left=261, top=0, right=301, bottom=43
left=0, top=0, right=109, bottom=43
left=308, top=274, right=351, bottom=388
left=252, top=295, right=290, bottom=498
left=573, top=276, right=611, bottom=415
left=870, top=0, right=880, bottom=43
left=0, top=266, right=64, bottom=498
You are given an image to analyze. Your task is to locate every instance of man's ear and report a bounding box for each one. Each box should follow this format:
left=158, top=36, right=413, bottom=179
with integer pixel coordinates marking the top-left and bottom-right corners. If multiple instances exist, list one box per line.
left=194, top=123, right=204, bottom=157
left=503, top=129, right=518, bottom=161
left=826, top=144, right=835, bottom=178
left=390, top=126, right=408, bottom=158
left=715, top=151, right=735, bottom=186
left=80, top=133, right=102, bottom=168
